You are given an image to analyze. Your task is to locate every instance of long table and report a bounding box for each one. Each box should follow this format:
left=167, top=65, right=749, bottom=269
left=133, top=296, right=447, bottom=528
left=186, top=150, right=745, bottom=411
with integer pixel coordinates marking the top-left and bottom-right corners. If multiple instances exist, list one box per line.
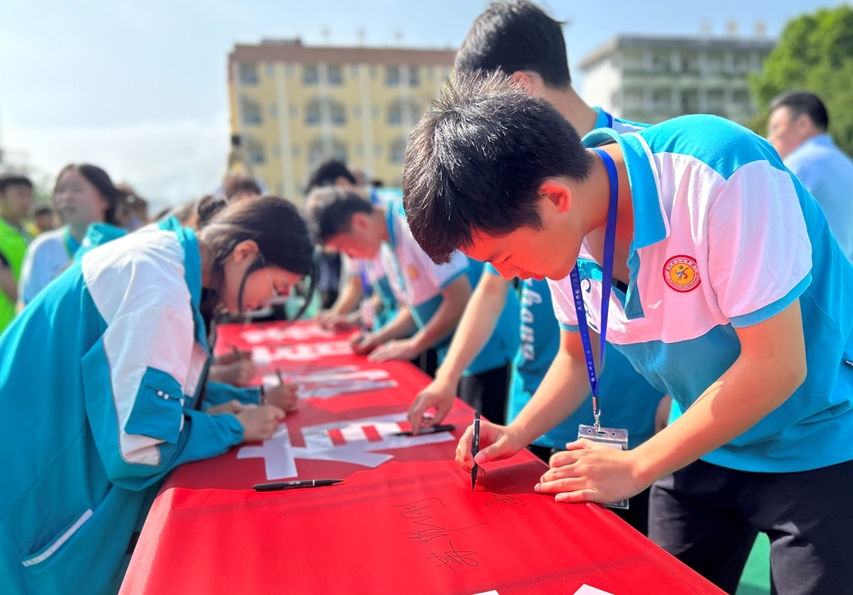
left=120, top=322, right=722, bottom=595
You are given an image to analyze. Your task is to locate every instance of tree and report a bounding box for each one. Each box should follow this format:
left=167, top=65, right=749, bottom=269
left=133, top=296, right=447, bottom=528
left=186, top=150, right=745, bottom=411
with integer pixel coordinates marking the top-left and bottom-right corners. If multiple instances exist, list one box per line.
left=749, top=5, right=853, bottom=156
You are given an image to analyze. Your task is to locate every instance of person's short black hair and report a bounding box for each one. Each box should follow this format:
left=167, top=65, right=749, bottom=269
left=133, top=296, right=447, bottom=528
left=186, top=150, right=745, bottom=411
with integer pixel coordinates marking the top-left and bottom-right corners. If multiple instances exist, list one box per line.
left=303, top=187, right=373, bottom=244
left=403, top=72, right=593, bottom=264
left=455, top=0, right=571, bottom=89
left=304, top=159, right=357, bottom=193
left=32, top=204, right=56, bottom=217
left=224, top=176, right=262, bottom=199
left=771, top=91, right=829, bottom=131
left=0, top=173, right=34, bottom=194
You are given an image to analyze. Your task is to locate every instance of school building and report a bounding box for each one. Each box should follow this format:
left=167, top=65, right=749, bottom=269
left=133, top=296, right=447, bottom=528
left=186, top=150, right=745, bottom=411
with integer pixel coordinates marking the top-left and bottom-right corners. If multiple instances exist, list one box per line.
left=227, top=40, right=455, bottom=203
left=578, top=35, right=776, bottom=125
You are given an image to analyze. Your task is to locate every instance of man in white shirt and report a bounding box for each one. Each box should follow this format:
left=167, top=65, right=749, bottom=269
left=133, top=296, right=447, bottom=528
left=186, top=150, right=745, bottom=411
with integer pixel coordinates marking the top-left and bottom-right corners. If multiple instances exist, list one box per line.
left=768, top=91, right=853, bottom=261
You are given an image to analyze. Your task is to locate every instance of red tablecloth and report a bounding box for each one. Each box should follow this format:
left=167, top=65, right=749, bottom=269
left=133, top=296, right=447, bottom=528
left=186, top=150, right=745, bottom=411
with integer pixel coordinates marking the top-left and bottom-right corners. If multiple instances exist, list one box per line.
left=120, top=322, right=722, bottom=595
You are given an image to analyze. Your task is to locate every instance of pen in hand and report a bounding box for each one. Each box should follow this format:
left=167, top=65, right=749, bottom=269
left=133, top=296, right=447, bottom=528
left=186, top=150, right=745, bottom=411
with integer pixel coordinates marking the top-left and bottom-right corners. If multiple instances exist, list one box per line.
left=471, top=411, right=480, bottom=491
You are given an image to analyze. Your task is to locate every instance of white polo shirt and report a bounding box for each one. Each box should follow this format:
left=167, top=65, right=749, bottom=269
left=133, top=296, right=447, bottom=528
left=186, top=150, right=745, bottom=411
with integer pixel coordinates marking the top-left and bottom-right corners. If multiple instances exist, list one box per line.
left=548, top=115, right=853, bottom=473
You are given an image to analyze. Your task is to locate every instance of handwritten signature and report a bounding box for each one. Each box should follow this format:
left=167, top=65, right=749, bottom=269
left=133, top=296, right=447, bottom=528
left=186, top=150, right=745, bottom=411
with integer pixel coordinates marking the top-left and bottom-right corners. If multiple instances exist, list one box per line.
left=485, top=493, right=526, bottom=507
left=427, top=541, right=479, bottom=571
left=394, top=498, right=485, bottom=543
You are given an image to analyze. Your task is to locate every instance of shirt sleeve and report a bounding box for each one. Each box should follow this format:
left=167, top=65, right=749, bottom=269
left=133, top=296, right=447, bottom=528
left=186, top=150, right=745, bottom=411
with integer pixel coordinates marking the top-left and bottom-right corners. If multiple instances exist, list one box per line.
left=204, top=381, right=261, bottom=409
left=420, top=248, right=469, bottom=291
left=707, top=161, right=812, bottom=328
left=17, top=240, right=48, bottom=306
left=81, top=305, right=244, bottom=490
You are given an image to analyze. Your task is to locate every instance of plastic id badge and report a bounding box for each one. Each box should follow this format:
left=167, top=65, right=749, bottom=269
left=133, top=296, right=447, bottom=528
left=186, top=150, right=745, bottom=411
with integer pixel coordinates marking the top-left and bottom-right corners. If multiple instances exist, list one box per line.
left=578, top=424, right=629, bottom=510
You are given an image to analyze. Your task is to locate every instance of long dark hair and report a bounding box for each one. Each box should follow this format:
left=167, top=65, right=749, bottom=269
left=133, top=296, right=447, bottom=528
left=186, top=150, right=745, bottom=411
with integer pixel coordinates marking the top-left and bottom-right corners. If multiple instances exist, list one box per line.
left=200, top=195, right=317, bottom=317
left=54, top=163, right=125, bottom=225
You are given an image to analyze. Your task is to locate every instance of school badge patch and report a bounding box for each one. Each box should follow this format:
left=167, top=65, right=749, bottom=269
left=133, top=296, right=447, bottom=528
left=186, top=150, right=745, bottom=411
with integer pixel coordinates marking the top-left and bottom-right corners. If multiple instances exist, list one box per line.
left=407, top=265, right=419, bottom=280
left=663, top=255, right=700, bottom=292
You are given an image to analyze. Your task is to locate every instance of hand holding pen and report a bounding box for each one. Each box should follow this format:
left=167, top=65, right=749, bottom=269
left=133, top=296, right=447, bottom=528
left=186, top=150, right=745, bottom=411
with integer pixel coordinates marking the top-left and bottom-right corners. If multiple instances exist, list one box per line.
left=261, top=367, right=299, bottom=412
left=454, top=417, right=526, bottom=477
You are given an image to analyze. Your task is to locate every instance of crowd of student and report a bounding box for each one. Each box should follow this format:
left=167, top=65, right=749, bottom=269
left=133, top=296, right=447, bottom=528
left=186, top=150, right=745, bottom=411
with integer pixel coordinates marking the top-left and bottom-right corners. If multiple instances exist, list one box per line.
left=2, top=1, right=853, bottom=594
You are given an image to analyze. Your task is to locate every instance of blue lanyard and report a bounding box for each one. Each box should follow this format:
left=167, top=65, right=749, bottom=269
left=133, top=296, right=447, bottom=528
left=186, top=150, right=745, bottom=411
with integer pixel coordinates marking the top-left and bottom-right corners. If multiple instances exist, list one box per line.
left=358, top=262, right=373, bottom=297
left=569, top=147, right=619, bottom=431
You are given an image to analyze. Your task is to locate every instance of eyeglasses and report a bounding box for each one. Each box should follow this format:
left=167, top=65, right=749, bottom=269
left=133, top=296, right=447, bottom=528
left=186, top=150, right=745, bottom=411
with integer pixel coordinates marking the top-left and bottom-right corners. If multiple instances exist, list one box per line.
left=258, top=252, right=289, bottom=304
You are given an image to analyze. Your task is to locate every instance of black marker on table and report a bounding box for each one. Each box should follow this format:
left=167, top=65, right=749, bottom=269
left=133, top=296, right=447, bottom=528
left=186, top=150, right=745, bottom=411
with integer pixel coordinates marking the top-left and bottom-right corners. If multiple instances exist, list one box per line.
left=471, top=411, right=480, bottom=491
left=253, top=479, right=343, bottom=492
left=393, top=424, right=455, bottom=437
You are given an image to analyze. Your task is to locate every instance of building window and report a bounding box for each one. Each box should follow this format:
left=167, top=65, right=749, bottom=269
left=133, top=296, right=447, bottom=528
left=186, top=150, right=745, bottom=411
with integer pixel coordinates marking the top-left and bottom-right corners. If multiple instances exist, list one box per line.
left=265, top=63, right=274, bottom=78
left=390, top=138, right=407, bottom=164
left=707, top=89, right=725, bottom=113
left=328, top=65, right=344, bottom=85
left=623, top=89, right=644, bottom=112
left=241, top=97, right=263, bottom=125
left=651, top=52, right=670, bottom=73
left=306, top=102, right=321, bottom=125
left=652, top=89, right=670, bottom=112
left=706, top=52, right=724, bottom=73
left=386, top=66, right=401, bottom=86
left=246, top=138, right=265, bottom=165
left=304, top=64, right=319, bottom=85
left=734, top=53, right=751, bottom=73
left=305, top=98, right=347, bottom=126
left=330, top=103, right=345, bottom=125
left=681, top=89, right=700, bottom=114
left=387, top=98, right=421, bottom=126
left=309, top=136, right=347, bottom=166
left=239, top=63, right=259, bottom=85
left=681, top=52, right=699, bottom=73
left=408, top=67, right=420, bottom=86
left=733, top=89, right=750, bottom=108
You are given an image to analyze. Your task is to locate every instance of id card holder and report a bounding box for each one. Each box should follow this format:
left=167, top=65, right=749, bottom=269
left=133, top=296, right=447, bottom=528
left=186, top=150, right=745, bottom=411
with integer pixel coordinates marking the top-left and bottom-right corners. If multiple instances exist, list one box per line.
left=578, top=424, right=630, bottom=510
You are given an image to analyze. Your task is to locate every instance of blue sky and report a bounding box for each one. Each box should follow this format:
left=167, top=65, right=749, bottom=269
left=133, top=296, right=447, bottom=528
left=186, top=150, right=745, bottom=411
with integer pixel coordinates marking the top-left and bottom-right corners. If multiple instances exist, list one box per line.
left=0, top=0, right=845, bottom=207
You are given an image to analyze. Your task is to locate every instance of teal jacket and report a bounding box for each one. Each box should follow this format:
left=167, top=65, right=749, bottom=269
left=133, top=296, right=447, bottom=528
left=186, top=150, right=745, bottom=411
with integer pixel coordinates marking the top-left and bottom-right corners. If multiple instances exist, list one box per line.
left=0, top=223, right=249, bottom=595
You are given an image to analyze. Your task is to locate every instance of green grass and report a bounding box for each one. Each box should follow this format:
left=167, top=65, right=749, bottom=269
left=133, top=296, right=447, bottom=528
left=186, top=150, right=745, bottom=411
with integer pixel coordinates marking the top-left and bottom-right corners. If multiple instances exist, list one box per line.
left=736, top=533, right=770, bottom=595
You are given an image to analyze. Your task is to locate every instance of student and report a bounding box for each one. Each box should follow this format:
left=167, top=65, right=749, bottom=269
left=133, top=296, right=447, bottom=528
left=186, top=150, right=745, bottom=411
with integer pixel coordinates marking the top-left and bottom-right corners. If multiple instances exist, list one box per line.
left=402, top=74, right=853, bottom=594
left=0, top=196, right=313, bottom=595
left=224, top=176, right=262, bottom=203
left=406, top=0, right=665, bottom=531
left=0, top=173, right=33, bottom=334
left=29, top=204, right=60, bottom=236
left=767, top=91, right=853, bottom=262
left=18, top=164, right=122, bottom=307
left=306, top=159, right=400, bottom=333
left=305, top=187, right=519, bottom=424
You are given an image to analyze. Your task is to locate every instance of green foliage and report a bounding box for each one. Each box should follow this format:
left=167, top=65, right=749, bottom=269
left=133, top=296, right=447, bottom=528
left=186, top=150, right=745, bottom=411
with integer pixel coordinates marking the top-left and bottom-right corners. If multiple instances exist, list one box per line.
left=748, top=6, right=853, bottom=156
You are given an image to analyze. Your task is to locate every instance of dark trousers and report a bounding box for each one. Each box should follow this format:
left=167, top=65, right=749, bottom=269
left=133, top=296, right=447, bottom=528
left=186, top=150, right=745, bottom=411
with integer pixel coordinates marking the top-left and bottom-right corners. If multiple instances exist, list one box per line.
left=414, top=348, right=438, bottom=378
left=649, top=458, right=853, bottom=595
left=458, top=365, right=509, bottom=425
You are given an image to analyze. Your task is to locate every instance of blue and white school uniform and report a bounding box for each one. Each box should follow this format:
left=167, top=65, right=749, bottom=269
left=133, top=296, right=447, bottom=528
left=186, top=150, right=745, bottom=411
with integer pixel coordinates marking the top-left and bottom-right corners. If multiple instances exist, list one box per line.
left=493, top=110, right=662, bottom=449
left=17, top=226, right=79, bottom=307
left=344, top=255, right=398, bottom=328
left=548, top=114, right=853, bottom=473
left=0, top=223, right=251, bottom=595
left=486, top=269, right=662, bottom=450
left=381, top=200, right=519, bottom=374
